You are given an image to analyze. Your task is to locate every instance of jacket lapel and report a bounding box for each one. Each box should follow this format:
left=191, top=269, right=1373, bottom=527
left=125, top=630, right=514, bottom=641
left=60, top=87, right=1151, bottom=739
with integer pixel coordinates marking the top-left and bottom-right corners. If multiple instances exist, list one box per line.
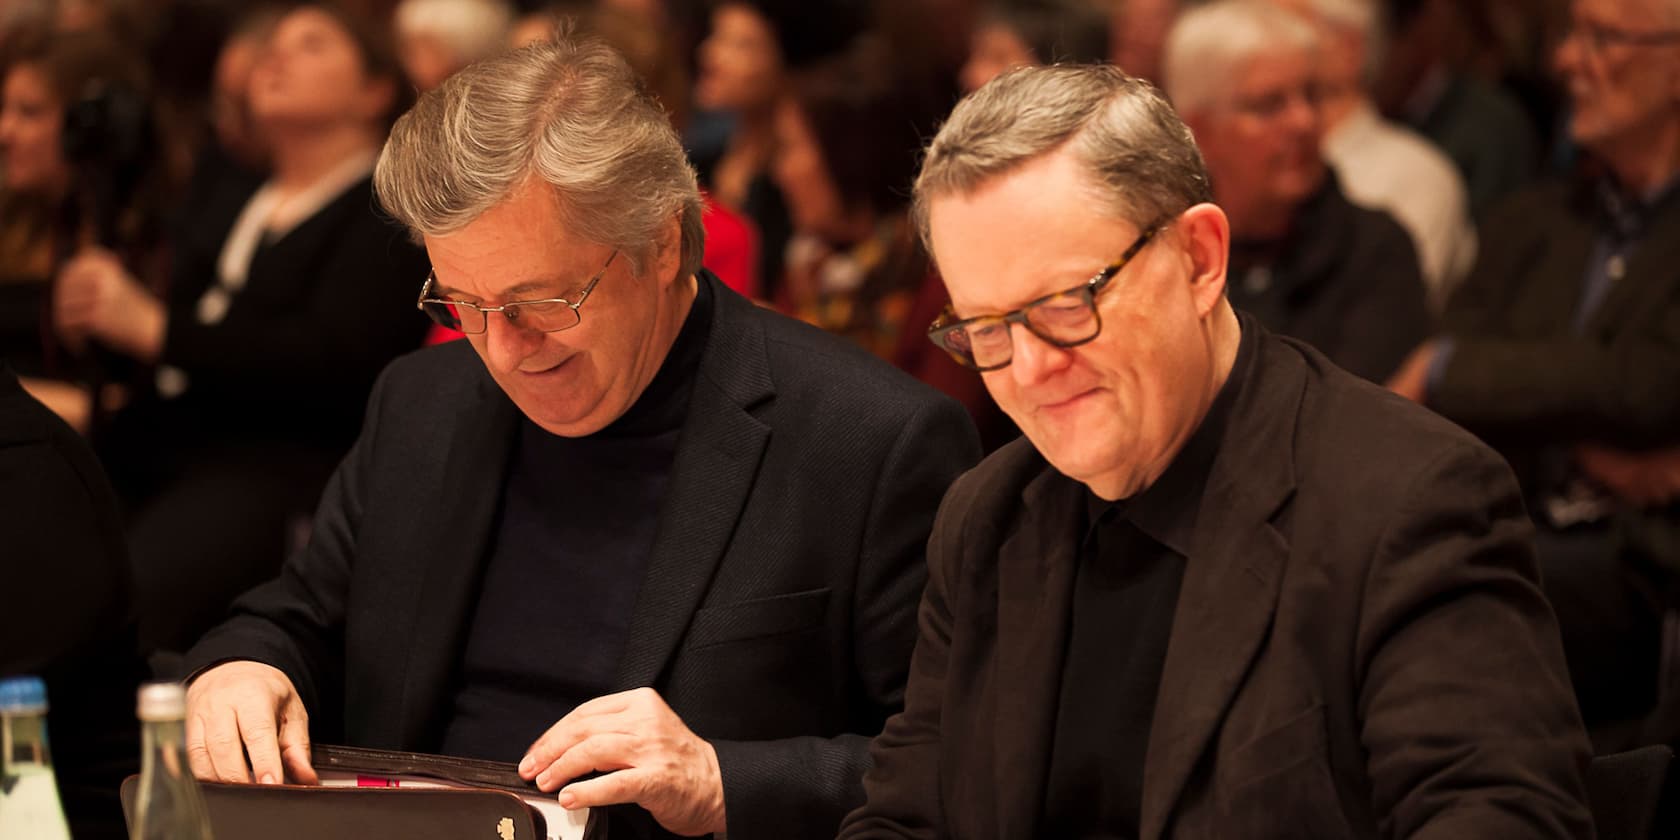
left=1138, top=337, right=1300, bottom=840
left=393, top=373, right=519, bottom=749
left=611, top=282, right=774, bottom=690
left=1584, top=196, right=1680, bottom=336
left=992, top=467, right=1085, bottom=838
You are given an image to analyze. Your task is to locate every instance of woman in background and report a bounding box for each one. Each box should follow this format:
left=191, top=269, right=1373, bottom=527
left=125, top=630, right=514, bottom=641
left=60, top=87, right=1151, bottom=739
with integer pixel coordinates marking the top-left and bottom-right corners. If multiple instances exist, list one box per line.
left=53, top=2, right=431, bottom=657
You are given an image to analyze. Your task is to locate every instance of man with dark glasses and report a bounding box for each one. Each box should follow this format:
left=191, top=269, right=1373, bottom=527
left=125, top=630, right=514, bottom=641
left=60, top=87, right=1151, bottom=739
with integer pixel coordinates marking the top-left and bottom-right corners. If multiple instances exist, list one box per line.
left=842, top=63, right=1592, bottom=839
left=179, top=35, right=979, bottom=840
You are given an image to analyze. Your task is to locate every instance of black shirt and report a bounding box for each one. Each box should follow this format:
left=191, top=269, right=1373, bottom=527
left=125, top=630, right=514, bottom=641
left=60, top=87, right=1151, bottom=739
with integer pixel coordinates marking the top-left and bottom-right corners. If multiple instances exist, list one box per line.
left=439, top=278, right=714, bottom=761
left=1040, top=318, right=1252, bottom=838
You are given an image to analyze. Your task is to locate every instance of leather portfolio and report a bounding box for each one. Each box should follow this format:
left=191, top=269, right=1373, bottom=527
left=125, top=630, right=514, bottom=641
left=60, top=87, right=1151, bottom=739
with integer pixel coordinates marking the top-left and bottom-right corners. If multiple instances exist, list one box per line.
left=120, top=744, right=603, bottom=840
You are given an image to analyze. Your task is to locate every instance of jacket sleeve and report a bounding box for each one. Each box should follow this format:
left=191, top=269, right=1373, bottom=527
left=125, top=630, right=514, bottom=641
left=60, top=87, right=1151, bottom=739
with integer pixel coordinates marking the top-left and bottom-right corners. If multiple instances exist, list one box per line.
left=180, top=363, right=392, bottom=711
left=1355, top=440, right=1595, bottom=839
left=713, top=395, right=979, bottom=840
left=833, top=457, right=984, bottom=839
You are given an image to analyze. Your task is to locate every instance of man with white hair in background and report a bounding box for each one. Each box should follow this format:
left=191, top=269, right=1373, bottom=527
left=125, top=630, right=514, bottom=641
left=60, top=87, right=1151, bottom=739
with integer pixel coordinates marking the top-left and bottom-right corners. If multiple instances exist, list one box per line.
left=1162, top=0, right=1429, bottom=382
left=1273, top=0, right=1476, bottom=309
left=394, top=0, right=515, bottom=91
left=1390, top=0, right=1680, bottom=747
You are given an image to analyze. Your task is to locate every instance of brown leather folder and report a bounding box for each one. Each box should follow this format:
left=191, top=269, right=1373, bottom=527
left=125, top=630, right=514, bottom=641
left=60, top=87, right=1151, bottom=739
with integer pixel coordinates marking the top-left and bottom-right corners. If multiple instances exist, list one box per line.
left=120, top=745, right=605, bottom=840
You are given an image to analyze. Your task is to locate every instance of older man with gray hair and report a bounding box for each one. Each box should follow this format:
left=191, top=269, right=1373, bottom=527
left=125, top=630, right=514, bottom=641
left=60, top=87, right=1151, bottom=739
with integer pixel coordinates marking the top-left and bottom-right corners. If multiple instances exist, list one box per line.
left=179, top=35, right=979, bottom=840
left=838, top=63, right=1592, bottom=839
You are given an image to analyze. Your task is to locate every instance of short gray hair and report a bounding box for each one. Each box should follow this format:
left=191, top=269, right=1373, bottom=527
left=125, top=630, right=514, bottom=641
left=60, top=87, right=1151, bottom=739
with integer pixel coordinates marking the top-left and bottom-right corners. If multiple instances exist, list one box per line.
left=914, top=63, right=1211, bottom=250
left=374, top=34, right=705, bottom=280
left=1163, top=0, right=1319, bottom=116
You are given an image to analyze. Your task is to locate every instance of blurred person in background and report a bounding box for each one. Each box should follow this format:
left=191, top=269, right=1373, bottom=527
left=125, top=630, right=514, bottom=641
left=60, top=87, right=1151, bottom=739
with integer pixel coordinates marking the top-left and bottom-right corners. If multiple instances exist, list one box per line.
left=1389, top=0, right=1680, bottom=750
left=1376, top=0, right=1542, bottom=219
left=394, top=0, right=515, bottom=92
left=1273, top=0, right=1476, bottom=311
left=960, top=0, right=1110, bottom=93
left=52, top=2, right=431, bottom=657
left=0, top=26, right=160, bottom=431
left=691, top=0, right=862, bottom=301
left=773, top=40, right=1008, bottom=446
left=1164, top=0, right=1428, bottom=383
left=1108, top=0, right=1180, bottom=82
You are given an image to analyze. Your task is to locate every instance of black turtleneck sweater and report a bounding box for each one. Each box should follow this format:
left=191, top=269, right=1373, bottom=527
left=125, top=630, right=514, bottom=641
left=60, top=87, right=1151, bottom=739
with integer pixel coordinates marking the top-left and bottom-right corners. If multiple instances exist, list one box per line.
left=1038, top=317, right=1254, bottom=839
left=440, top=279, right=714, bottom=762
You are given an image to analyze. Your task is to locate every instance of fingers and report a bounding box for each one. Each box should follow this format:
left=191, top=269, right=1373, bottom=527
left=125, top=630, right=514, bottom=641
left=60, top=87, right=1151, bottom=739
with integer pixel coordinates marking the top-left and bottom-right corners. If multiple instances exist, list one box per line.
left=520, top=689, right=645, bottom=780
left=279, top=700, right=318, bottom=785
left=533, top=732, right=638, bottom=792
left=203, top=701, right=252, bottom=784
left=185, top=706, right=215, bottom=780
left=557, top=767, right=649, bottom=810
left=238, top=702, right=284, bottom=786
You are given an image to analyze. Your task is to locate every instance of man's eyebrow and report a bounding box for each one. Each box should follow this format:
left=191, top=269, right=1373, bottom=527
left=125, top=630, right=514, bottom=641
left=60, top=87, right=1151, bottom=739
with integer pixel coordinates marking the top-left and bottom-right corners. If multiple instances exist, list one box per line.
left=428, top=278, right=567, bottom=300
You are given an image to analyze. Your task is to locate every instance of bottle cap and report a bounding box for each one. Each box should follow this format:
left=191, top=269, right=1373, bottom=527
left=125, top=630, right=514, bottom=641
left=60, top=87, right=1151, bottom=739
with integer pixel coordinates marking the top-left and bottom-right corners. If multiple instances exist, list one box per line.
left=0, top=676, right=47, bottom=713
left=137, top=682, right=188, bottom=721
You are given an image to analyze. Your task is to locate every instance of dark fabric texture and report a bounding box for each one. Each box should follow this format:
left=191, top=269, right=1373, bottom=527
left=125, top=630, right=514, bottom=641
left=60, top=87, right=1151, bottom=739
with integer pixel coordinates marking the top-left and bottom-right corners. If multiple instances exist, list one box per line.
left=839, top=315, right=1595, bottom=840
left=1227, top=171, right=1432, bottom=383
left=99, top=173, right=432, bottom=654
left=1432, top=174, right=1680, bottom=739
left=1406, top=73, right=1542, bottom=220
left=441, top=279, right=712, bottom=761
left=0, top=364, right=145, bottom=840
left=184, top=272, right=981, bottom=840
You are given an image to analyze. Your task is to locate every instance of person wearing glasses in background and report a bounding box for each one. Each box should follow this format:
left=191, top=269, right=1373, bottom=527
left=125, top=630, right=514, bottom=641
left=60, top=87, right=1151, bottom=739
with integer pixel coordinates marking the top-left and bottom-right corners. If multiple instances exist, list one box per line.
left=1388, top=0, right=1680, bottom=748
left=838, top=64, right=1594, bottom=839
left=178, top=34, right=980, bottom=840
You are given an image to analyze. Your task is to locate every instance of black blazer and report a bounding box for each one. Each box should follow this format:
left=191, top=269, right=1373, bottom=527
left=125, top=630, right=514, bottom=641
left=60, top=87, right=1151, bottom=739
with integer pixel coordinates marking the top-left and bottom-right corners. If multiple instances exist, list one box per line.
left=1228, top=172, right=1432, bottom=383
left=1, top=365, right=145, bottom=840
left=840, top=320, right=1594, bottom=839
left=185, top=274, right=982, bottom=840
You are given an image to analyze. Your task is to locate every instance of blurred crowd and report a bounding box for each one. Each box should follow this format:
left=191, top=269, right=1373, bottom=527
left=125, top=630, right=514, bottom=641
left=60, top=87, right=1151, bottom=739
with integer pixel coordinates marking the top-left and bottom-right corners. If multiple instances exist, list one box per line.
left=1, top=0, right=1677, bottom=836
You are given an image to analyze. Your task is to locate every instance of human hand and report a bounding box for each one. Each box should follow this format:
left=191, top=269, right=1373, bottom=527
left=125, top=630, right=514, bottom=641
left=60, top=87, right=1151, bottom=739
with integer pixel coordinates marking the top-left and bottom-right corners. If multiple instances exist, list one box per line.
left=54, top=247, right=166, bottom=361
left=520, top=687, right=725, bottom=836
left=1576, top=444, right=1680, bottom=508
left=185, top=660, right=319, bottom=786
left=1386, top=340, right=1438, bottom=404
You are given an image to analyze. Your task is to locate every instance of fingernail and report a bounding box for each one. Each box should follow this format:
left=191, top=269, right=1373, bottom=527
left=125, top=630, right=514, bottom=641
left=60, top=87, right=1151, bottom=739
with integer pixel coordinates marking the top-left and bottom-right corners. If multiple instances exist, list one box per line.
left=260, top=774, right=276, bottom=785
left=558, top=793, right=576, bottom=809
left=518, top=755, right=534, bottom=775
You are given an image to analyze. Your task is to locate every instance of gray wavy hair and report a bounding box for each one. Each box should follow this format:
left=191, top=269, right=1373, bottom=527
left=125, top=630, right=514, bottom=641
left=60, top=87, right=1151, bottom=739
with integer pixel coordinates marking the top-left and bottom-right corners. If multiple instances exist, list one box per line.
left=913, top=64, right=1211, bottom=251
left=374, top=34, right=704, bottom=279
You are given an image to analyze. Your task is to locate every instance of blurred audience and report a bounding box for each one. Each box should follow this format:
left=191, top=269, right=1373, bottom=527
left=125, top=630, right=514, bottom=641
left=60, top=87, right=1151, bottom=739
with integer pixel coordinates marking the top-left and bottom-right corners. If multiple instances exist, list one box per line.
left=691, top=0, right=862, bottom=301
left=50, top=2, right=431, bottom=655
left=393, top=0, right=514, bottom=92
left=1376, top=0, right=1542, bottom=219
left=1274, top=0, right=1476, bottom=310
left=960, top=0, right=1110, bottom=93
left=1389, top=0, right=1680, bottom=749
left=0, top=26, right=160, bottom=432
left=1164, top=0, right=1428, bottom=383
left=772, top=40, right=1007, bottom=446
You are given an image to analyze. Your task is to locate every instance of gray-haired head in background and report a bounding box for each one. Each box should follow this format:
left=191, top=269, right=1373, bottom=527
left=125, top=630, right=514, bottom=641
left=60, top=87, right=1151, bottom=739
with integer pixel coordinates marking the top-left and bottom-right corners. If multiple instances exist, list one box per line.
left=374, top=33, right=705, bottom=280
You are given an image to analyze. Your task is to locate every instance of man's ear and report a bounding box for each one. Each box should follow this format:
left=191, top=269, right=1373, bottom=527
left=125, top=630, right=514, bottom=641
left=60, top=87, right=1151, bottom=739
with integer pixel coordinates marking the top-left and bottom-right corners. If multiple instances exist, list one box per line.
left=1176, top=202, right=1230, bottom=318
left=652, top=213, right=684, bottom=290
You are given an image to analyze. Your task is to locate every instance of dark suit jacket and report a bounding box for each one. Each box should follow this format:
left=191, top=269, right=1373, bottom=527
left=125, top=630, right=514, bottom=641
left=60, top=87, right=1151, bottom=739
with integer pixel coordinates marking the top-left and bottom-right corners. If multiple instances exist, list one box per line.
left=1228, top=172, right=1432, bottom=384
left=184, top=273, right=981, bottom=840
left=1435, top=177, right=1680, bottom=454
left=840, top=319, right=1594, bottom=839
left=0, top=364, right=145, bottom=840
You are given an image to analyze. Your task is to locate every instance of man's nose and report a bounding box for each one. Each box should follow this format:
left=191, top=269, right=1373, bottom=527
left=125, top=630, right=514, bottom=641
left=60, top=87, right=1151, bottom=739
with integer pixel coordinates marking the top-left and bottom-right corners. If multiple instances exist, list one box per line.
left=1008, top=324, right=1074, bottom=388
left=483, top=311, right=546, bottom=368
